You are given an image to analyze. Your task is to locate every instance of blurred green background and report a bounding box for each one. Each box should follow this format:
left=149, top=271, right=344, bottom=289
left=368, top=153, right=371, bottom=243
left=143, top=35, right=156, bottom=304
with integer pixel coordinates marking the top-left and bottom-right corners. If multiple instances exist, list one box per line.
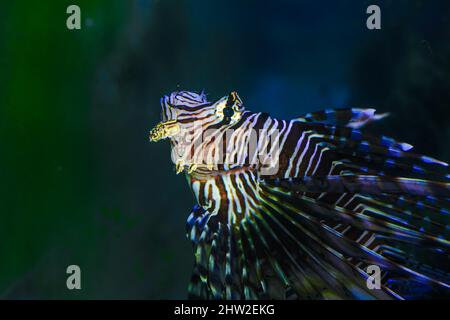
left=0, top=0, right=449, bottom=299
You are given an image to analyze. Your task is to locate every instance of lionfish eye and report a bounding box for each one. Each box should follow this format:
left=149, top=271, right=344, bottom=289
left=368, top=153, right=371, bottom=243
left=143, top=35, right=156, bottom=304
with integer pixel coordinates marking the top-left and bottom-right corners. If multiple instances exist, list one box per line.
left=217, top=91, right=243, bottom=124
left=223, top=91, right=241, bottom=122
left=223, top=106, right=235, bottom=118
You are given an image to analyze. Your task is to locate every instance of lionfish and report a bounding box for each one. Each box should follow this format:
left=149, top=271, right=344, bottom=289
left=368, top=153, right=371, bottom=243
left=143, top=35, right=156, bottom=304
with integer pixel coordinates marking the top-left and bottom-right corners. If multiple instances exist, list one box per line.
left=149, top=90, right=450, bottom=300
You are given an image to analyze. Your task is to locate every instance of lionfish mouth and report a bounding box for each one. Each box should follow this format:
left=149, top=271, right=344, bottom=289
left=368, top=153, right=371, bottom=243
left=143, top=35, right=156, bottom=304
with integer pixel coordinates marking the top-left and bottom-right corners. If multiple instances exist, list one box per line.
left=149, top=120, right=180, bottom=142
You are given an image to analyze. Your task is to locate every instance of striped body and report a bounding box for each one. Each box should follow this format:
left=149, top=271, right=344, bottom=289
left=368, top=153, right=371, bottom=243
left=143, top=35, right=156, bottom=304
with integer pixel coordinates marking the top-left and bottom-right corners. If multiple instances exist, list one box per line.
left=150, top=90, right=450, bottom=299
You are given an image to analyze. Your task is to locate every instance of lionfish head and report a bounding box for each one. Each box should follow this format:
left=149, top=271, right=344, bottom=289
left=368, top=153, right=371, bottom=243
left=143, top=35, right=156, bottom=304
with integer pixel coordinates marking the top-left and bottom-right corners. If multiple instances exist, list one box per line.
left=149, top=90, right=245, bottom=143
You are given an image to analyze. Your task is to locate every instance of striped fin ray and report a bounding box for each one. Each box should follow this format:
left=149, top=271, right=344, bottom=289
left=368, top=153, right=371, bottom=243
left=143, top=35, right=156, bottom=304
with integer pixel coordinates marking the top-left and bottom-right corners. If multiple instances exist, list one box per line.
left=241, top=216, right=293, bottom=298
left=187, top=207, right=277, bottom=299
left=308, top=123, right=414, bottom=153
left=353, top=194, right=448, bottom=237
left=376, top=193, right=450, bottom=218
left=238, top=219, right=269, bottom=298
left=233, top=225, right=259, bottom=299
left=257, top=193, right=395, bottom=299
left=258, top=185, right=402, bottom=299
left=333, top=157, right=449, bottom=182
left=304, top=124, right=448, bottom=169
left=268, top=175, right=450, bottom=197
left=186, top=206, right=216, bottom=299
left=224, top=227, right=235, bottom=299
left=253, top=207, right=329, bottom=298
left=208, top=223, right=225, bottom=298
left=259, top=182, right=450, bottom=293
left=294, top=108, right=389, bottom=129
left=282, top=124, right=449, bottom=180
left=297, top=125, right=449, bottom=173
left=264, top=183, right=450, bottom=251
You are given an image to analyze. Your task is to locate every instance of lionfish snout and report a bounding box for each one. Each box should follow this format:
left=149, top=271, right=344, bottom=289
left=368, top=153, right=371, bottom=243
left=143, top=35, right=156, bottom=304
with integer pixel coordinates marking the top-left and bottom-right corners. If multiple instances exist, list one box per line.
left=149, top=97, right=181, bottom=142
left=149, top=119, right=180, bottom=142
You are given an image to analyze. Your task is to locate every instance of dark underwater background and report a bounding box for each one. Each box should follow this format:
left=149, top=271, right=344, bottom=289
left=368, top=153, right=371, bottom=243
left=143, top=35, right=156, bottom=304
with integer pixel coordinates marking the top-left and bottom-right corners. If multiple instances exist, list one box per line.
left=0, top=0, right=449, bottom=299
